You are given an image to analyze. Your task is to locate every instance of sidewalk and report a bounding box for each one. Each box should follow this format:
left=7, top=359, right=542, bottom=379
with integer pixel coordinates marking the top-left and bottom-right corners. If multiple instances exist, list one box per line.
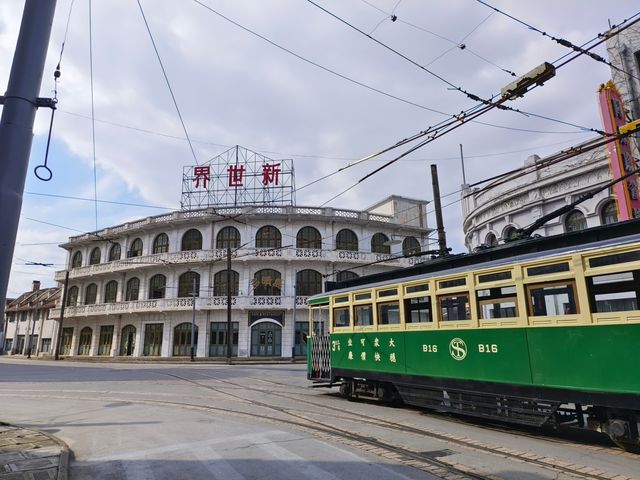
left=0, top=424, right=68, bottom=480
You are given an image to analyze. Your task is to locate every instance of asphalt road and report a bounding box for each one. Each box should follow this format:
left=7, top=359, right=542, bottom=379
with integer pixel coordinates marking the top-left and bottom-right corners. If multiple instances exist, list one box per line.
left=0, top=358, right=637, bottom=480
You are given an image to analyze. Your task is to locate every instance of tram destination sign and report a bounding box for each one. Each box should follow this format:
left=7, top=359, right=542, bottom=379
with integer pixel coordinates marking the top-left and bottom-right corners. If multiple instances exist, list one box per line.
left=181, top=145, right=295, bottom=210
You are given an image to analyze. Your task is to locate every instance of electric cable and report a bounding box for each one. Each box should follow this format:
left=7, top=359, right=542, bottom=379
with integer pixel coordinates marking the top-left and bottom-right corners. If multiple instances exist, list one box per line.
left=89, top=0, right=99, bottom=231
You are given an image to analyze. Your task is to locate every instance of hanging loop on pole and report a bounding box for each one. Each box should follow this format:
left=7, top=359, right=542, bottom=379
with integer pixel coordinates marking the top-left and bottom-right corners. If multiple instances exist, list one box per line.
left=33, top=97, right=57, bottom=182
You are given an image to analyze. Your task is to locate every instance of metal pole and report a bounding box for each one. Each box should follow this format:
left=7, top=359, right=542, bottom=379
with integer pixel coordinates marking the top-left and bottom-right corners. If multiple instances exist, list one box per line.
left=291, top=274, right=297, bottom=361
left=0, top=1, right=57, bottom=329
left=459, top=144, right=466, bottom=184
left=27, top=310, right=37, bottom=358
left=54, top=270, right=69, bottom=360
left=430, top=164, right=448, bottom=257
left=226, top=247, right=232, bottom=361
left=190, top=276, right=196, bottom=361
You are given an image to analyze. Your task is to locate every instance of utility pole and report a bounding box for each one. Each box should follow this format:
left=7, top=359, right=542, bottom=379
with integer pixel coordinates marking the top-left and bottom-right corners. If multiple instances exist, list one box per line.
left=54, top=270, right=69, bottom=360
left=430, top=164, right=449, bottom=257
left=291, top=274, right=297, bottom=361
left=0, top=1, right=57, bottom=329
left=226, top=247, right=232, bottom=362
left=190, top=276, right=196, bottom=361
left=26, top=310, right=37, bottom=358
left=459, top=144, right=466, bottom=185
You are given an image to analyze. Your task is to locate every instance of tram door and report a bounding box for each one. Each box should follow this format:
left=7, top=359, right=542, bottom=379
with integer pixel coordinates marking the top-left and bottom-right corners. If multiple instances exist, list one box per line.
left=250, top=322, right=281, bottom=356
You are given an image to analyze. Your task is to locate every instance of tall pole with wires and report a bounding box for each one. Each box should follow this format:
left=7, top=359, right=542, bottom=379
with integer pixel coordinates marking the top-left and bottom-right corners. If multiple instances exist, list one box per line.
left=430, top=165, right=448, bottom=257
left=0, top=1, right=57, bottom=332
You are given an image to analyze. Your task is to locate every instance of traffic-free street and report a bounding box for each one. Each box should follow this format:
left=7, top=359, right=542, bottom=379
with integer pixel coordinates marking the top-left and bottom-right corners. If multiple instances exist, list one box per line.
left=1, top=358, right=638, bottom=480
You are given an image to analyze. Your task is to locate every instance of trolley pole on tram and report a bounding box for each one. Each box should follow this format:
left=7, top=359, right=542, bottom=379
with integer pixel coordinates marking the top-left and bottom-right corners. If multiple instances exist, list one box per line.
left=0, top=1, right=57, bottom=330
left=430, top=164, right=449, bottom=257
left=226, top=247, right=232, bottom=362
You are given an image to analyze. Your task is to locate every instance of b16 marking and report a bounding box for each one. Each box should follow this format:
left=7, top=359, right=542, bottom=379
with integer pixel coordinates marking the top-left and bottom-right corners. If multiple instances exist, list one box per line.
left=422, top=344, right=438, bottom=353
left=478, top=344, right=498, bottom=353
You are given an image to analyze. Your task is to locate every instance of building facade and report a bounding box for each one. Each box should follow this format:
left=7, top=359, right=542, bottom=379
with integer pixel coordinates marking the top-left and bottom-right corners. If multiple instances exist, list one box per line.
left=50, top=197, right=431, bottom=359
left=3, top=281, right=60, bottom=356
left=462, top=22, right=640, bottom=251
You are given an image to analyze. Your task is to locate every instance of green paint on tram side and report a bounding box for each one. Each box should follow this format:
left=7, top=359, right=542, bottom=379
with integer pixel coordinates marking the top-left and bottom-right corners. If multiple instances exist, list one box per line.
left=307, top=297, right=330, bottom=306
left=330, top=323, right=640, bottom=395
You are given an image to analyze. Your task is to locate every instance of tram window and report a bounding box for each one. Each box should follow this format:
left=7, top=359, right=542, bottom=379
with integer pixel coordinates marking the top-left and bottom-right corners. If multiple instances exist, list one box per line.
left=527, top=282, right=579, bottom=316
left=477, top=286, right=518, bottom=319
left=589, top=251, right=640, bottom=268
left=333, top=307, right=350, bottom=328
left=439, top=278, right=466, bottom=289
left=404, top=296, right=432, bottom=323
left=378, top=288, right=397, bottom=298
left=354, top=292, right=371, bottom=301
left=378, top=302, right=400, bottom=324
left=587, top=271, right=639, bottom=312
left=439, top=294, right=470, bottom=321
left=527, top=262, right=570, bottom=276
left=405, top=283, right=428, bottom=294
left=478, top=271, right=512, bottom=283
left=334, top=296, right=349, bottom=304
left=354, top=304, right=373, bottom=326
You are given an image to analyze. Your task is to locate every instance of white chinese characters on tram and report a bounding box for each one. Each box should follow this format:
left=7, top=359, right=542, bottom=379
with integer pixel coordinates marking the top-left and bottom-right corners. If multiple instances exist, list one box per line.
left=347, top=338, right=353, bottom=347
left=348, top=351, right=353, bottom=360
left=360, top=338, right=365, bottom=347
left=389, top=352, right=397, bottom=363
left=361, top=351, right=366, bottom=361
left=389, top=338, right=396, bottom=348
left=374, top=352, right=381, bottom=362
left=373, top=337, right=380, bottom=348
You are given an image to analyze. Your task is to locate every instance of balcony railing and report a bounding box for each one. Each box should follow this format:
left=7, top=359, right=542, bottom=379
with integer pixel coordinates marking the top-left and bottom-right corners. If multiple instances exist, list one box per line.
left=55, top=248, right=416, bottom=281
left=50, top=295, right=310, bottom=318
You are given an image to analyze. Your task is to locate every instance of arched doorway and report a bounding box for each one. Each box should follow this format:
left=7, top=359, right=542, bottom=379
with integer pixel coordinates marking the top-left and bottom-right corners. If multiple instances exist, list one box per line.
left=119, top=325, right=136, bottom=356
left=173, top=322, right=198, bottom=356
left=250, top=321, right=282, bottom=357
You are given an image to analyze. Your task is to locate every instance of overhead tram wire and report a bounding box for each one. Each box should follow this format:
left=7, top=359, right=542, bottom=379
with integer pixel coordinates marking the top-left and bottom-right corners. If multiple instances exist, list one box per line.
left=190, top=0, right=581, bottom=136
left=305, top=0, right=604, bottom=135
left=475, top=1, right=640, bottom=83
left=136, top=0, right=199, bottom=165
left=89, top=0, right=99, bottom=232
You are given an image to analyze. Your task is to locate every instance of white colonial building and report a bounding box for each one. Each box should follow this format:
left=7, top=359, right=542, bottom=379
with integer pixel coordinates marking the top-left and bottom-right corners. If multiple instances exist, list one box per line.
left=49, top=196, right=431, bottom=359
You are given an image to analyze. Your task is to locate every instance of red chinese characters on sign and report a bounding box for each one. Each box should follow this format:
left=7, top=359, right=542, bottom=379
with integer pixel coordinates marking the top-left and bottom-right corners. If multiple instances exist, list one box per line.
left=262, top=163, right=281, bottom=186
left=193, top=166, right=210, bottom=189
left=228, top=165, right=245, bottom=187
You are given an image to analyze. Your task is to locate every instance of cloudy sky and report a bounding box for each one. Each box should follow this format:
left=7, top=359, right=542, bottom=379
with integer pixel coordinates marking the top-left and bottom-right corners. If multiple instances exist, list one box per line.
left=0, top=0, right=636, bottom=296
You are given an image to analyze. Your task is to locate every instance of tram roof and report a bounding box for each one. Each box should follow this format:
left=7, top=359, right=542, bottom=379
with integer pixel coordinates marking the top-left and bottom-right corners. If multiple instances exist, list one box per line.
left=320, top=218, right=640, bottom=297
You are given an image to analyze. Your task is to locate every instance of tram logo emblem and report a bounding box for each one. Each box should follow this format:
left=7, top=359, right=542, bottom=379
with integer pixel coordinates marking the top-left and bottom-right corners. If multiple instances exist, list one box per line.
left=449, top=338, right=467, bottom=361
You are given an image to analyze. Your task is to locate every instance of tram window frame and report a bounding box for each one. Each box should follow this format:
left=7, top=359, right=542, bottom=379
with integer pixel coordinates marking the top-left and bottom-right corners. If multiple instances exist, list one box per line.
left=527, top=262, right=570, bottom=277
left=377, top=288, right=398, bottom=298
left=405, top=283, right=428, bottom=294
left=587, top=270, right=640, bottom=313
left=477, top=271, right=512, bottom=283
left=439, top=278, right=466, bottom=289
left=527, top=280, right=580, bottom=316
left=438, top=293, right=471, bottom=321
left=354, top=304, right=374, bottom=327
left=333, top=306, right=351, bottom=328
left=404, top=296, right=432, bottom=323
left=354, top=292, right=371, bottom=301
left=476, top=286, right=518, bottom=319
left=378, top=301, right=401, bottom=325
left=588, top=250, right=640, bottom=268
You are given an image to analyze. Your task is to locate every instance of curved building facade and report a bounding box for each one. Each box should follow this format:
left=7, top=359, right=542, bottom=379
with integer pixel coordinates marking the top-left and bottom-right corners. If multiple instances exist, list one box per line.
left=51, top=197, right=430, bottom=359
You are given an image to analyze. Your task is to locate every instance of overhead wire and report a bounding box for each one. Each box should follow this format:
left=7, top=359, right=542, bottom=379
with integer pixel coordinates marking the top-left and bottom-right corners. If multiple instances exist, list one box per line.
left=88, top=0, right=99, bottom=231
left=136, top=0, right=200, bottom=165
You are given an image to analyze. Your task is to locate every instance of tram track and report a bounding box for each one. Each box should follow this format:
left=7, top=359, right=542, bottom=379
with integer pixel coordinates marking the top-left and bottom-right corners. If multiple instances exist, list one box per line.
left=152, top=371, right=637, bottom=480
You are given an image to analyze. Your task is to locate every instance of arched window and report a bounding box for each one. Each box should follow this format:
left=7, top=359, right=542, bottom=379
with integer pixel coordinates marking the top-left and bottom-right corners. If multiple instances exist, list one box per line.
left=336, top=229, right=358, bottom=251
left=371, top=233, right=390, bottom=254
left=173, top=323, right=198, bottom=356
left=182, top=229, right=202, bottom=251
left=104, top=280, right=118, bottom=303
left=601, top=201, right=618, bottom=225
left=125, top=277, right=140, bottom=301
left=213, top=270, right=239, bottom=296
left=402, top=236, right=420, bottom=256
left=178, top=271, right=200, bottom=297
left=153, top=233, right=169, bottom=254
left=85, top=283, right=97, bottom=305
left=485, top=233, right=498, bottom=246
left=296, top=270, right=322, bottom=296
left=128, top=238, right=143, bottom=258
left=108, top=243, right=121, bottom=261
left=89, top=247, right=101, bottom=265
left=336, top=271, right=358, bottom=282
left=216, top=226, right=240, bottom=249
left=253, top=269, right=281, bottom=295
left=565, top=210, right=587, bottom=232
left=71, top=251, right=83, bottom=268
left=296, top=226, right=321, bottom=249
left=149, top=274, right=166, bottom=299
left=503, top=226, right=518, bottom=242
left=77, top=327, right=92, bottom=355
left=66, top=286, right=79, bottom=306
left=255, top=226, right=281, bottom=248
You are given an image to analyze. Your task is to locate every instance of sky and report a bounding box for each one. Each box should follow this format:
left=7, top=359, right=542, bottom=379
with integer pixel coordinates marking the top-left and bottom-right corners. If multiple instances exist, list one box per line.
left=0, top=0, right=637, bottom=297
